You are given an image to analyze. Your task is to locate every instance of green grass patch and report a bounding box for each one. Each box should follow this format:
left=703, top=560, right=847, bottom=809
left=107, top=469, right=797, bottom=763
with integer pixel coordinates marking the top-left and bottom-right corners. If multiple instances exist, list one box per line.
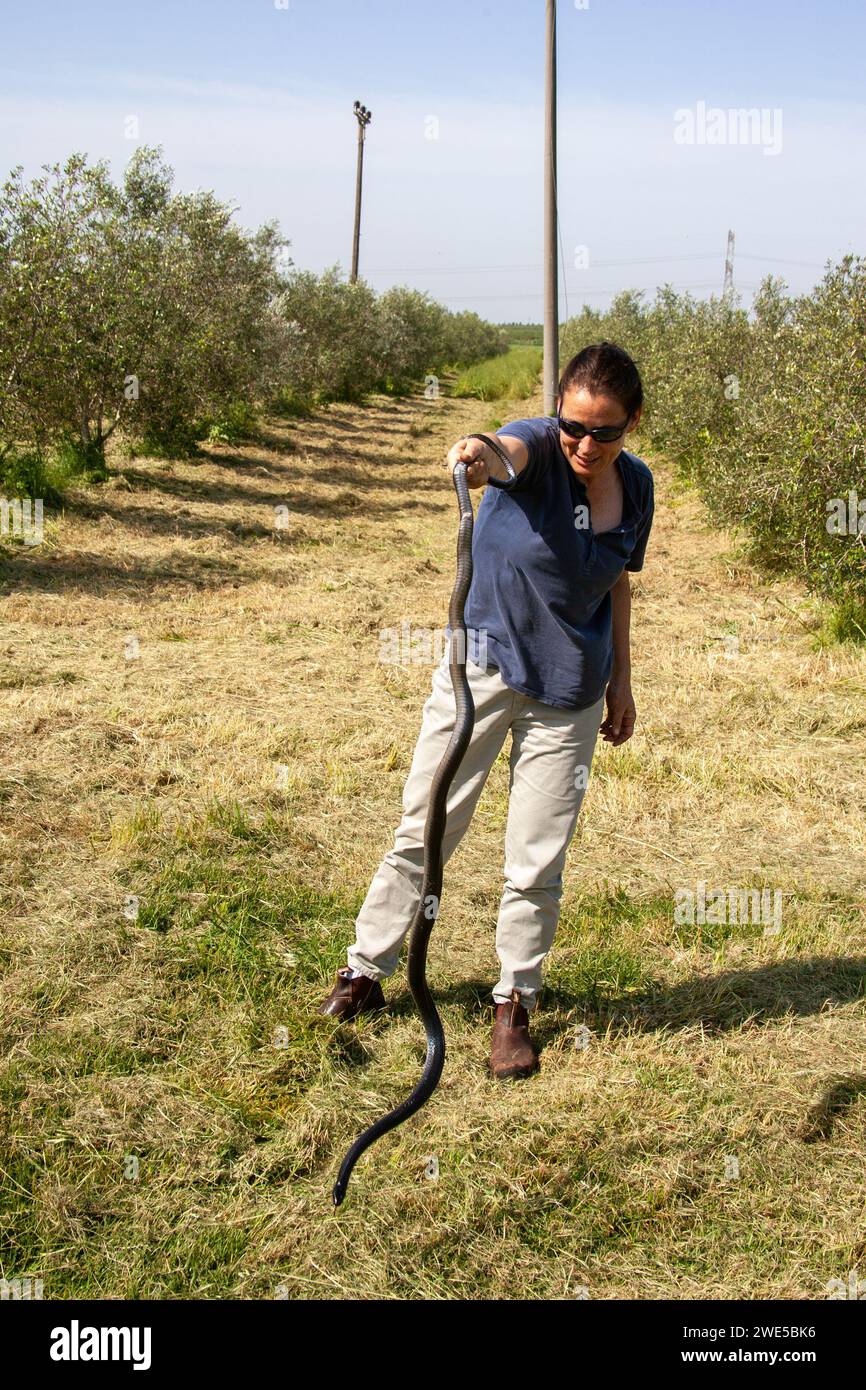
left=5, top=818, right=865, bottom=1298
left=452, top=347, right=542, bottom=402
left=267, top=387, right=315, bottom=419
left=0, top=667, right=77, bottom=689
left=819, top=597, right=866, bottom=646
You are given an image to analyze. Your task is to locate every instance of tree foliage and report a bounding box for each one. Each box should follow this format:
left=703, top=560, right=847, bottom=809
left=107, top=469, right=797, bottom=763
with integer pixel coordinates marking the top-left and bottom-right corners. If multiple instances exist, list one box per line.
left=560, top=268, right=866, bottom=611
left=0, top=146, right=506, bottom=479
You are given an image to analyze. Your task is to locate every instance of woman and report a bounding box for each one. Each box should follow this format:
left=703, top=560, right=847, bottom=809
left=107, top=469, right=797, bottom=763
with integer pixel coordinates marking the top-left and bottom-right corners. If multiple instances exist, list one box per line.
left=318, top=341, right=654, bottom=1080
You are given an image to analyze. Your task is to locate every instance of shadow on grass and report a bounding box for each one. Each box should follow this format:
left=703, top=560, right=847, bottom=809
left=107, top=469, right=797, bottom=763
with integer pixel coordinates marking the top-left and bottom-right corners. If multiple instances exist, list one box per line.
left=575, top=954, right=866, bottom=1041
left=319, top=962, right=866, bottom=1141
left=60, top=490, right=289, bottom=541
left=329, top=956, right=866, bottom=1052
left=0, top=545, right=260, bottom=598
left=0, top=480, right=452, bottom=599
left=800, top=1073, right=866, bottom=1141
left=82, top=459, right=442, bottom=510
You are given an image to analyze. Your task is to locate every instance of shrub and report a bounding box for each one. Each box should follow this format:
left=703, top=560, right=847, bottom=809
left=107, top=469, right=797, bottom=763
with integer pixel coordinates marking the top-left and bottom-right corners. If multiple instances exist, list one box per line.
left=559, top=262, right=866, bottom=612
left=271, top=268, right=383, bottom=409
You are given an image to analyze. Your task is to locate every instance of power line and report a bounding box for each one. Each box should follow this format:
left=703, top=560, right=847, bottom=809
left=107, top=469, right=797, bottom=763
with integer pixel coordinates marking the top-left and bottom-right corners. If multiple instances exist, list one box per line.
left=359, top=250, right=826, bottom=276
left=555, top=196, right=569, bottom=324
left=738, top=252, right=826, bottom=269
left=362, top=253, right=719, bottom=274
left=439, top=281, right=765, bottom=303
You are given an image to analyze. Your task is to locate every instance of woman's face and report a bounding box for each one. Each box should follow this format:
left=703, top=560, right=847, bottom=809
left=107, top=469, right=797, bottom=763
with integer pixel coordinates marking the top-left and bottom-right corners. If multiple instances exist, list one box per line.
left=557, top=386, right=641, bottom=484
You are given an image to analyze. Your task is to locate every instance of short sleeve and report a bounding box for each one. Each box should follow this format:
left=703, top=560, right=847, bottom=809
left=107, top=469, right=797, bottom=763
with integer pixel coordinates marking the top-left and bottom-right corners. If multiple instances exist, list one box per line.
left=483, top=418, right=550, bottom=492
left=626, top=476, right=654, bottom=572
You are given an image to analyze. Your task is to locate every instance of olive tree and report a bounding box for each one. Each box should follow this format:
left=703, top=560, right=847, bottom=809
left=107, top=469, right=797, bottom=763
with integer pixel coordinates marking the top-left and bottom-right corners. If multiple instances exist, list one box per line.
left=0, top=146, right=290, bottom=467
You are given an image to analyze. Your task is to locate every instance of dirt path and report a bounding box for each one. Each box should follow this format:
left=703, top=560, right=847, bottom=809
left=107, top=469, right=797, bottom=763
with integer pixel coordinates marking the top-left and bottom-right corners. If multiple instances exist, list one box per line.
left=3, top=383, right=863, bottom=910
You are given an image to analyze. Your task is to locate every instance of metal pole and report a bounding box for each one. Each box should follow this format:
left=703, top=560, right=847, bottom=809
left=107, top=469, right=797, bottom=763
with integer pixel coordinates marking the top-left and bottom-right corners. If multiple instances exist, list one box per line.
left=351, top=101, right=372, bottom=283
left=543, top=0, right=559, bottom=415
left=722, top=228, right=735, bottom=301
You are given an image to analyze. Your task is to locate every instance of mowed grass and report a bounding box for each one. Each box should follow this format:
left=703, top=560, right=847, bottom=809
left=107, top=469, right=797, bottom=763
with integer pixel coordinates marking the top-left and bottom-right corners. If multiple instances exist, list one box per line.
left=1, top=381, right=865, bottom=1299
left=3, top=807, right=863, bottom=1299
left=452, top=346, right=543, bottom=401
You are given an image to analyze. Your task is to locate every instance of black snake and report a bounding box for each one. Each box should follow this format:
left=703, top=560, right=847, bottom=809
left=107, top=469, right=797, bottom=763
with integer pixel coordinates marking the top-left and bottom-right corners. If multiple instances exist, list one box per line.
left=332, top=436, right=514, bottom=1208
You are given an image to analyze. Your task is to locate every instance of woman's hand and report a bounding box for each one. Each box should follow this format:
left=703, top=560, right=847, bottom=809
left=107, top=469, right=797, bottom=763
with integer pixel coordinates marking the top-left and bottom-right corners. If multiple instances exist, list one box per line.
left=444, top=436, right=493, bottom=489
left=600, top=675, right=636, bottom=745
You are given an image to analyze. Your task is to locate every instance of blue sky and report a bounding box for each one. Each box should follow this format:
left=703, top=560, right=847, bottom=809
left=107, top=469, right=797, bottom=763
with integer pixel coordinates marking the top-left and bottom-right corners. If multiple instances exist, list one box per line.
left=2, top=0, right=864, bottom=322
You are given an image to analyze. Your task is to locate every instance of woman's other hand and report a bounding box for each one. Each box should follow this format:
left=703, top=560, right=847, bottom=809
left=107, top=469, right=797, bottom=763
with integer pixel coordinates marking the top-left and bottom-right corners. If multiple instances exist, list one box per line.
left=600, top=676, right=636, bottom=745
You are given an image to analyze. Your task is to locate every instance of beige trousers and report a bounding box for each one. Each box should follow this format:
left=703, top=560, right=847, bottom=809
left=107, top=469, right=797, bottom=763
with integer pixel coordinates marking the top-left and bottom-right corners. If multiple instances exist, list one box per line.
left=347, top=650, right=606, bottom=1011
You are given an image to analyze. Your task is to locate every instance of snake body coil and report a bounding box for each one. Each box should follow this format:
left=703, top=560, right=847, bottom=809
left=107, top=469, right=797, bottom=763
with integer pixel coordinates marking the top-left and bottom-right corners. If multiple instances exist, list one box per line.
left=332, top=462, right=475, bottom=1207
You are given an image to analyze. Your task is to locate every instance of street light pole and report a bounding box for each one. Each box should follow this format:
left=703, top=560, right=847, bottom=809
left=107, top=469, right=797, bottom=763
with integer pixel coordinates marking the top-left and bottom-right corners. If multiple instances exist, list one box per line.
left=351, top=100, right=372, bottom=283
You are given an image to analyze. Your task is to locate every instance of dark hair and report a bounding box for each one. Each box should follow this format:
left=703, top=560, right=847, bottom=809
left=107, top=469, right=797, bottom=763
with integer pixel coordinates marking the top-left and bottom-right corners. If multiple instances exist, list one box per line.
left=558, top=341, right=643, bottom=419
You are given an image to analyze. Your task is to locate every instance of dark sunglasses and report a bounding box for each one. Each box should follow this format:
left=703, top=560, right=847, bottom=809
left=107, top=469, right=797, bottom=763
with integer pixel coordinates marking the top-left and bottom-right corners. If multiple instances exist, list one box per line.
left=557, top=411, right=631, bottom=444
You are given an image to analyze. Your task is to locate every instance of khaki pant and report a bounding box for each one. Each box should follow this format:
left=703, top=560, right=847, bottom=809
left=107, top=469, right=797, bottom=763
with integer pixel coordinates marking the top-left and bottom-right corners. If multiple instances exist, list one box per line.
left=347, top=650, right=606, bottom=1011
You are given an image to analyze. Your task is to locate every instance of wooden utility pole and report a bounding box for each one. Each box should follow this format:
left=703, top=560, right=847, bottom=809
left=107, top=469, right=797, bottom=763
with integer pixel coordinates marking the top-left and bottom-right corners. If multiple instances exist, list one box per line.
left=351, top=100, right=372, bottom=283
left=543, top=0, right=559, bottom=415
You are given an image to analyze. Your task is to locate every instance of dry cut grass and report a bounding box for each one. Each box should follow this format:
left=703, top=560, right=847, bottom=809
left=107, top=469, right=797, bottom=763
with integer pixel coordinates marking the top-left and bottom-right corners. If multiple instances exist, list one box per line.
left=0, top=380, right=864, bottom=1300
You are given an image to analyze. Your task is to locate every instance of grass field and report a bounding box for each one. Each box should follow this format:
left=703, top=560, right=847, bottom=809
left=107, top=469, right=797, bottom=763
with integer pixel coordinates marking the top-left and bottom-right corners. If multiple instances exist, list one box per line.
left=1, top=377, right=864, bottom=1300
left=451, top=345, right=543, bottom=401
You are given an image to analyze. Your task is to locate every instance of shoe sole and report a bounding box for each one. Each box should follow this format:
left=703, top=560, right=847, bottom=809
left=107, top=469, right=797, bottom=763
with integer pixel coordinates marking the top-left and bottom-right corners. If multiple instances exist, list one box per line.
left=489, top=1060, right=539, bottom=1080
left=316, top=998, right=387, bottom=1022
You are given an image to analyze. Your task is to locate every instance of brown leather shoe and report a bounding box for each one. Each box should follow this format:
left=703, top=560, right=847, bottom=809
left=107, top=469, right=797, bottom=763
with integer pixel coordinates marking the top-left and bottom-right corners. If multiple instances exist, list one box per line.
left=489, top=988, right=539, bottom=1080
left=317, top=967, right=386, bottom=1022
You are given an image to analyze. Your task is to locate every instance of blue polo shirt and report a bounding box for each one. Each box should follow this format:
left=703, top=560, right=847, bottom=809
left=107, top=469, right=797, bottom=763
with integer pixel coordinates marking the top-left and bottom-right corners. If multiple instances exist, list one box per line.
left=449, top=415, right=654, bottom=710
